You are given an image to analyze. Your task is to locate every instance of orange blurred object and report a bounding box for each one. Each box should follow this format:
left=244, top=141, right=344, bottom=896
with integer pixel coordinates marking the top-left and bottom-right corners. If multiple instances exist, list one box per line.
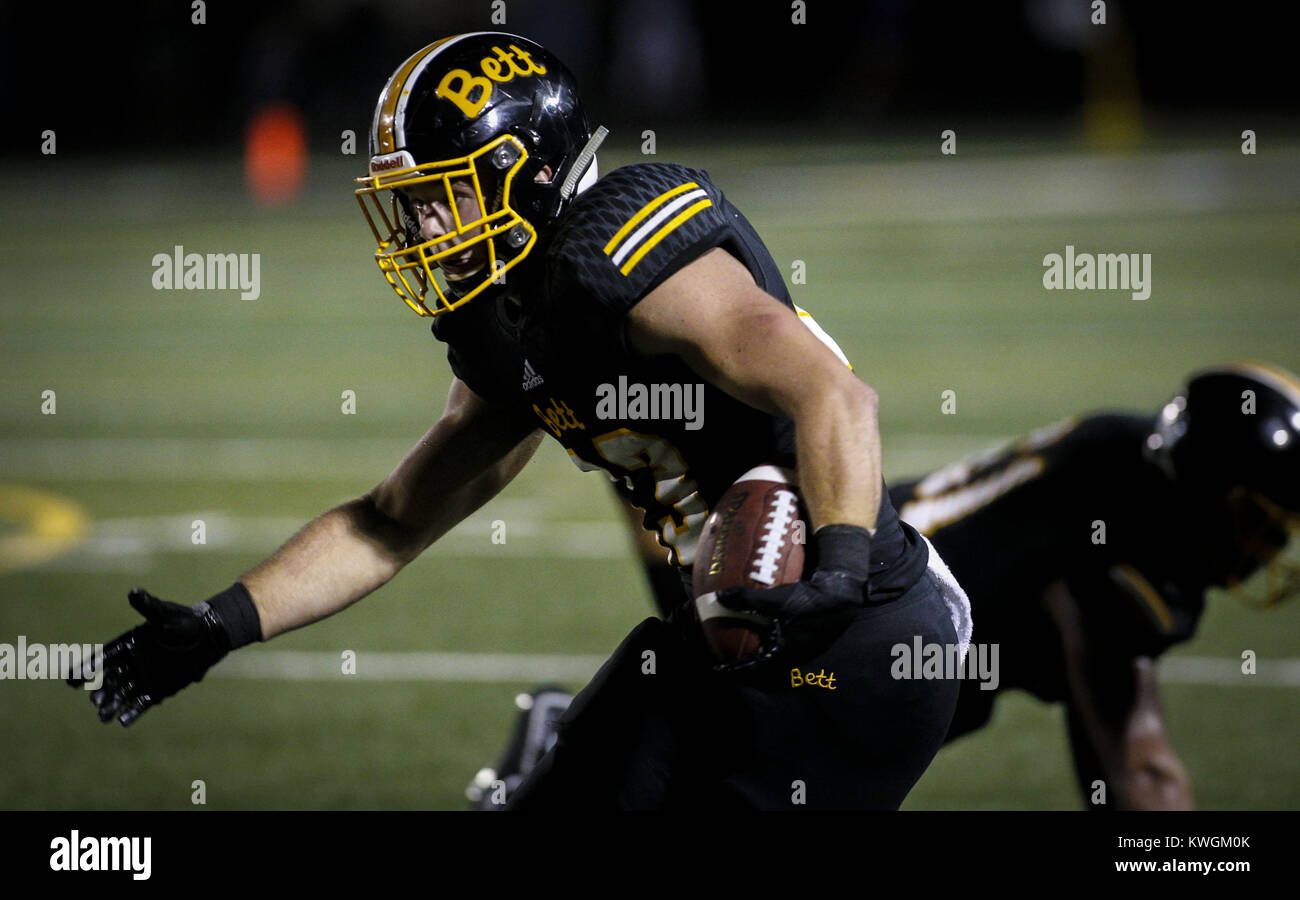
left=245, top=103, right=307, bottom=207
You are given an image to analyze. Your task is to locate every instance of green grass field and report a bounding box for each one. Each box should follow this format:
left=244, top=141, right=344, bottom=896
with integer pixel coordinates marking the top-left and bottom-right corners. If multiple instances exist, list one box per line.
left=2, top=136, right=1297, bottom=809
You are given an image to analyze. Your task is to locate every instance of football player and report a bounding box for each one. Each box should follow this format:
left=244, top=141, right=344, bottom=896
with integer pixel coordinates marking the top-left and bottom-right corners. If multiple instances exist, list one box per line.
left=68, top=32, right=970, bottom=810
left=621, top=360, right=1298, bottom=809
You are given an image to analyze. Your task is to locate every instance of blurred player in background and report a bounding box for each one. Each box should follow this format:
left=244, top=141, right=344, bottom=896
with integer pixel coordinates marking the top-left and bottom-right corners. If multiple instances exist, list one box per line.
left=603, top=360, right=1297, bottom=809
left=68, top=32, right=971, bottom=810
left=894, top=361, right=1299, bottom=810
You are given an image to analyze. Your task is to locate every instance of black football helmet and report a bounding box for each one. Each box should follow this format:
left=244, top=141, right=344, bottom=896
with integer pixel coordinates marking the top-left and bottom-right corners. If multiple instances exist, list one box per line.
left=355, top=33, right=606, bottom=316
left=1146, top=361, right=1300, bottom=604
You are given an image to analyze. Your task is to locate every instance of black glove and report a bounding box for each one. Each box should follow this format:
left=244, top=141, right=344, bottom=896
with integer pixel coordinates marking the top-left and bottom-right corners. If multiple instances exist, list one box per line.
left=68, top=584, right=261, bottom=726
left=715, top=524, right=872, bottom=670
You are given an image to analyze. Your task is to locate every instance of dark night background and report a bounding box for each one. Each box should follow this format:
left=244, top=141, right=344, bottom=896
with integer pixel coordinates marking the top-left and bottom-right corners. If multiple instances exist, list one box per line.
left=0, top=0, right=1297, bottom=821
left=1, top=0, right=1294, bottom=159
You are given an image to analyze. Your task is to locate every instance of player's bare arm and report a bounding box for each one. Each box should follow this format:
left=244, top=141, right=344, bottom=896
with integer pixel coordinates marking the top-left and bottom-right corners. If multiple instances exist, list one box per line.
left=1044, top=579, right=1195, bottom=810
left=623, top=245, right=887, bottom=664
left=246, top=378, right=542, bottom=638
left=625, top=246, right=881, bottom=534
left=70, top=377, right=542, bottom=723
left=70, top=31, right=970, bottom=807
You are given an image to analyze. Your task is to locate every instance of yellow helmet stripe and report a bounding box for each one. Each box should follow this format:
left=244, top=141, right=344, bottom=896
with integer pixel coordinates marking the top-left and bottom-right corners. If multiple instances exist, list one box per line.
left=373, top=36, right=462, bottom=154
left=373, top=32, right=536, bottom=154
left=619, top=197, right=713, bottom=276
left=1216, top=360, right=1300, bottom=409
left=602, top=182, right=700, bottom=256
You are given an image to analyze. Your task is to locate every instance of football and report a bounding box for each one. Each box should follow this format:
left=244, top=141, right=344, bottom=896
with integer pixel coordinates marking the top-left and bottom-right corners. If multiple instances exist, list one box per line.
left=692, top=465, right=808, bottom=662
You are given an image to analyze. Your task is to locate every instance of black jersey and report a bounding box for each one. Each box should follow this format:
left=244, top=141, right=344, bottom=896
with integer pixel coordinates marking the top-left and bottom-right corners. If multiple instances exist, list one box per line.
left=889, top=414, right=1210, bottom=701
left=433, top=162, right=926, bottom=598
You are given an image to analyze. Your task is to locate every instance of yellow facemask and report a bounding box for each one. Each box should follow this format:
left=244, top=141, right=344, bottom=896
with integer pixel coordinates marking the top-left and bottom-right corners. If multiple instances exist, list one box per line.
left=355, top=134, right=535, bottom=316
left=1223, top=491, right=1300, bottom=609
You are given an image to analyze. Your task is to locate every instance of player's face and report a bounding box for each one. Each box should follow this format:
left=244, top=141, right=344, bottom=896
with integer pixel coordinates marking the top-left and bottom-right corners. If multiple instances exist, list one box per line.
left=403, top=177, right=490, bottom=280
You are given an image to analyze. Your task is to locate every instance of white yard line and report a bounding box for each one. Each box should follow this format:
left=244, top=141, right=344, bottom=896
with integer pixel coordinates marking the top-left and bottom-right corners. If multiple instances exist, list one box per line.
left=0, top=438, right=414, bottom=480
left=213, top=650, right=608, bottom=683
left=1157, top=656, right=1300, bottom=687
left=41, top=508, right=630, bottom=568
left=732, top=147, right=1300, bottom=225
left=207, top=651, right=1300, bottom=687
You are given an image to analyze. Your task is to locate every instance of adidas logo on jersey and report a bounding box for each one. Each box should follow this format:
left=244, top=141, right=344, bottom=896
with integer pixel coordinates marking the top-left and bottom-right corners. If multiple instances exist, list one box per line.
left=522, top=360, right=545, bottom=390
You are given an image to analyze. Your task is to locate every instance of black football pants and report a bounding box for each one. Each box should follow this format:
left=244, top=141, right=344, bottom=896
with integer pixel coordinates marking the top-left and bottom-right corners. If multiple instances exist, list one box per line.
left=508, top=570, right=960, bottom=810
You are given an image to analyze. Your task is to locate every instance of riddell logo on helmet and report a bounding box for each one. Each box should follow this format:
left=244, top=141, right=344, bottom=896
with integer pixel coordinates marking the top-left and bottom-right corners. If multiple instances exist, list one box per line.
left=369, top=151, right=416, bottom=174
left=436, top=44, right=547, bottom=119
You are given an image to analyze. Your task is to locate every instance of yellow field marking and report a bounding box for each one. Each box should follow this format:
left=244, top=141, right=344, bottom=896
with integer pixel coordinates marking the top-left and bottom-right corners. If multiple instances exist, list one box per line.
left=0, top=485, right=90, bottom=573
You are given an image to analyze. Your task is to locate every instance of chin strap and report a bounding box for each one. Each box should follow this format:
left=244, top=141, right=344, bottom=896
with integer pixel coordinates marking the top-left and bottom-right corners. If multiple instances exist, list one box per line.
left=559, top=125, right=609, bottom=202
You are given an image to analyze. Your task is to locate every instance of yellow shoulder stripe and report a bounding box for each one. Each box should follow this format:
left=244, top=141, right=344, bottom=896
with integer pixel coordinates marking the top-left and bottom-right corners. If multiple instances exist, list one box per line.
left=1112, top=564, right=1175, bottom=633
left=618, top=198, right=713, bottom=276
left=603, top=182, right=700, bottom=255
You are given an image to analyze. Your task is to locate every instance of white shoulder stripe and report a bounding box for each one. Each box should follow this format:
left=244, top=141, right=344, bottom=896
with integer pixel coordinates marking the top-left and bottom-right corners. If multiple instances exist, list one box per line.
left=609, top=188, right=709, bottom=265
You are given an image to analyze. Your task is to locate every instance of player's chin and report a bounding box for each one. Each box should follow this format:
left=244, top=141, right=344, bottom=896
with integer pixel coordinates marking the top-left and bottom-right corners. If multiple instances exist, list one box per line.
left=440, top=255, right=488, bottom=282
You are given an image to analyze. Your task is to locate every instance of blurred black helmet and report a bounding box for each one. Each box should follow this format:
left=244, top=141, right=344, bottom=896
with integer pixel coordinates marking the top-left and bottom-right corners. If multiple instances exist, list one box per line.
left=355, top=33, right=605, bottom=316
left=1148, top=361, right=1300, bottom=604
left=1148, top=361, right=1300, bottom=511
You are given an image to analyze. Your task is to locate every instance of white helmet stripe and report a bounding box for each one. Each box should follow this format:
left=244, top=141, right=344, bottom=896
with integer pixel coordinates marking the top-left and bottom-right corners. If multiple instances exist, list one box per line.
left=377, top=31, right=537, bottom=152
